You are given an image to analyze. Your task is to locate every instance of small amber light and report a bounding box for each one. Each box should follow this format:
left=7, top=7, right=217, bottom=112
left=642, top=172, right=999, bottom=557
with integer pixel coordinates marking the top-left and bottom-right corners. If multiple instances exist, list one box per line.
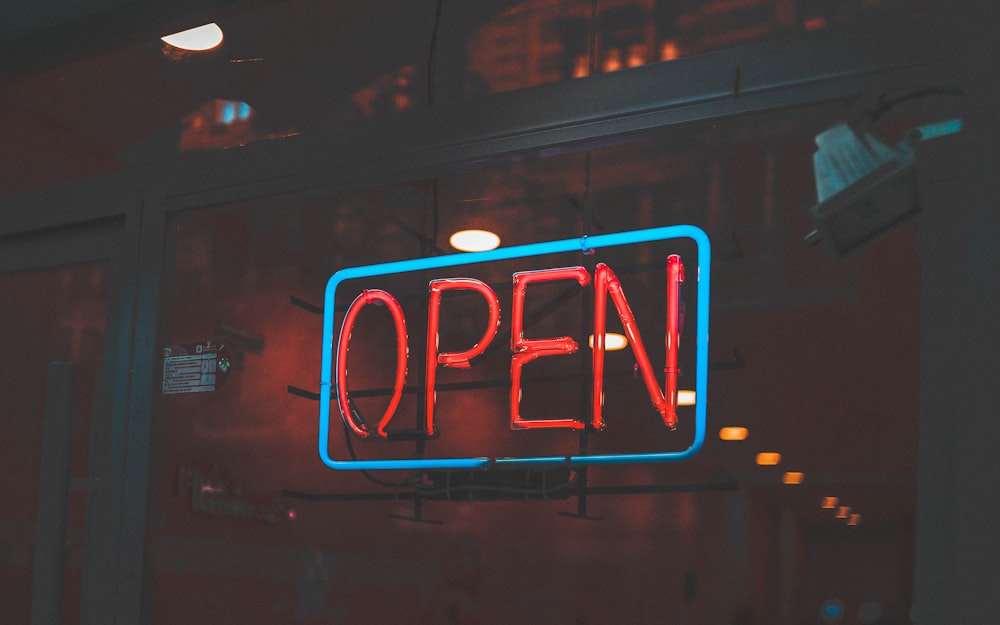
left=847, top=513, right=862, bottom=526
left=161, top=23, right=224, bottom=51
left=660, top=40, right=679, bottom=61
left=782, top=472, right=804, bottom=485
left=756, top=452, right=781, bottom=466
left=719, top=427, right=748, bottom=441
left=588, top=333, right=628, bottom=351
left=449, top=230, right=501, bottom=252
left=677, top=390, right=696, bottom=406
left=836, top=506, right=851, bottom=519
left=821, top=496, right=839, bottom=509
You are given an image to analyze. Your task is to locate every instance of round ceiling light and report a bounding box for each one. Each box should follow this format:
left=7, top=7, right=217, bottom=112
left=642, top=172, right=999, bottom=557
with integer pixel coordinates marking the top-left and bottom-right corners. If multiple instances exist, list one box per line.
left=450, top=229, right=500, bottom=252
left=161, top=23, right=224, bottom=51
left=587, top=333, right=628, bottom=351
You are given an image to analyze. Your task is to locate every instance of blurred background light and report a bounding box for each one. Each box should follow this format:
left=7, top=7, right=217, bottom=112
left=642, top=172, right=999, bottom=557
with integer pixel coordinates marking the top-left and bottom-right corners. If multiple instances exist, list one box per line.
left=859, top=601, right=882, bottom=624
left=588, top=333, right=628, bottom=351
left=820, top=599, right=845, bottom=623
left=719, top=426, right=748, bottom=441
left=782, top=471, right=804, bottom=484
left=756, top=452, right=781, bottom=465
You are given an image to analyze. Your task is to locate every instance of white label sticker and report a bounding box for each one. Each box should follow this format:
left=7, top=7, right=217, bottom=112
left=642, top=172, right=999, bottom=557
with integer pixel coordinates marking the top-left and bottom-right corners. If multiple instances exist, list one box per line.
left=162, top=343, right=229, bottom=394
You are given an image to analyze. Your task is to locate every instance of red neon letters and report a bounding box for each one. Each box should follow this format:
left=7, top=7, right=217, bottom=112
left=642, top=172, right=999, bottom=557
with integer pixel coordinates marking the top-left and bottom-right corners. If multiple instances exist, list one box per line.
left=590, top=256, right=684, bottom=430
left=425, top=278, right=501, bottom=436
left=336, top=289, right=408, bottom=439
left=335, top=256, right=685, bottom=438
left=510, top=267, right=591, bottom=430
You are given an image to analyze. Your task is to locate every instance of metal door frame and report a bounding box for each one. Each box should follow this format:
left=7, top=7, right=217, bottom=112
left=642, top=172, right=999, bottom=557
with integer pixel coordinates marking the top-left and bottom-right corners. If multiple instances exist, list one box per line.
left=0, top=200, right=141, bottom=625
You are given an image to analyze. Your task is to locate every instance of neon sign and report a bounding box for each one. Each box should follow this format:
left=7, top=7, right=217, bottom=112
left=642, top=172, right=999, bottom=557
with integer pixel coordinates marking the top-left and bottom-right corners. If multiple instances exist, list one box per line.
left=319, top=225, right=710, bottom=471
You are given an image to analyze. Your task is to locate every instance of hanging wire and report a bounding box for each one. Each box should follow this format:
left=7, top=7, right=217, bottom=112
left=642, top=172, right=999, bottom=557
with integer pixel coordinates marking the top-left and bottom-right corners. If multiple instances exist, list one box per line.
left=343, top=422, right=415, bottom=488
left=427, top=0, right=444, bottom=106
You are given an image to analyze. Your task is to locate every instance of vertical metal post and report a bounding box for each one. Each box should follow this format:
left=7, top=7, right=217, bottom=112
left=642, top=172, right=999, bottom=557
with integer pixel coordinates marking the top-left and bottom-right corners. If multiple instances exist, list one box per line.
left=31, top=362, right=76, bottom=625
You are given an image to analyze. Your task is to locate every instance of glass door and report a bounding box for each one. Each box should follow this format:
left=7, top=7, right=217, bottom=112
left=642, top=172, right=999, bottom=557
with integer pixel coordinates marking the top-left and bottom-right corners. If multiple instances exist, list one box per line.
left=0, top=220, right=124, bottom=625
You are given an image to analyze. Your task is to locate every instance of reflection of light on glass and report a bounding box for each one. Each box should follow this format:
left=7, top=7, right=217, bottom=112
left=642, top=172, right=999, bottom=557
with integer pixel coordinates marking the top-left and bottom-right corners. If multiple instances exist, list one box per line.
left=604, top=49, right=622, bottom=72
left=573, top=55, right=589, bottom=78
left=677, top=389, right=696, bottom=406
left=782, top=471, right=804, bottom=485
left=220, top=102, right=235, bottom=124
left=287, top=509, right=297, bottom=521
left=626, top=44, right=645, bottom=68
left=660, top=40, right=679, bottom=61
left=836, top=506, right=851, bottom=519
left=719, top=426, right=748, bottom=441
left=847, top=513, right=862, bottom=526
left=450, top=230, right=501, bottom=252
left=588, top=333, right=628, bottom=351
left=161, top=23, right=224, bottom=51
left=821, top=496, right=838, bottom=509
left=858, top=601, right=882, bottom=624
left=820, top=599, right=845, bottom=623
left=804, top=17, right=827, bottom=31
left=756, top=452, right=781, bottom=465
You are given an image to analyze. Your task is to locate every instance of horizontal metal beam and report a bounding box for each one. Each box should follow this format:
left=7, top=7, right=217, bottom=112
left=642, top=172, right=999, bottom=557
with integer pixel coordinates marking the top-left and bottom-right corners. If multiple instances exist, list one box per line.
left=148, top=11, right=937, bottom=210
left=0, top=10, right=940, bottom=229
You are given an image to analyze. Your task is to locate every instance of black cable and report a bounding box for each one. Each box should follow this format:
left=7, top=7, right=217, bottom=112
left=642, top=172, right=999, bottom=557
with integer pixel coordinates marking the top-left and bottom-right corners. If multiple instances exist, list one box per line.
left=427, top=0, right=443, bottom=106
left=413, top=480, right=576, bottom=500
left=855, top=86, right=963, bottom=123
left=342, top=421, right=415, bottom=489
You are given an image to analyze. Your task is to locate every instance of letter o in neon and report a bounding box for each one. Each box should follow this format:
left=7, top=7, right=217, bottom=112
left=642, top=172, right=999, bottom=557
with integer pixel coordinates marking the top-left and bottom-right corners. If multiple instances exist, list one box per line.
left=335, top=289, right=408, bottom=438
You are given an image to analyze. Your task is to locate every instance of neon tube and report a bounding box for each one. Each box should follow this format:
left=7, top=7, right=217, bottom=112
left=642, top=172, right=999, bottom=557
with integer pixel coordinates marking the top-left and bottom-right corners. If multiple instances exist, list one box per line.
left=664, top=254, right=684, bottom=429
left=425, top=278, right=501, bottom=436
left=510, top=267, right=591, bottom=430
left=335, top=289, right=408, bottom=439
left=320, top=224, right=711, bottom=471
left=592, top=262, right=679, bottom=430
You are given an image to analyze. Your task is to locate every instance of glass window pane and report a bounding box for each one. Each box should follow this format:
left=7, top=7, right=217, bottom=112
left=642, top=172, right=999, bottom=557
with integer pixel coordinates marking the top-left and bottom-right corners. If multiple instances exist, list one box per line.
left=150, top=102, right=920, bottom=624
left=456, top=0, right=928, bottom=96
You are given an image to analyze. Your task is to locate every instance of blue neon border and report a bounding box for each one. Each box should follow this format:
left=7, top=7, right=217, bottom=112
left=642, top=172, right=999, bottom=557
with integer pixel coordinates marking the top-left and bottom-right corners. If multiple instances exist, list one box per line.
left=319, top=225, right=710, bottom=471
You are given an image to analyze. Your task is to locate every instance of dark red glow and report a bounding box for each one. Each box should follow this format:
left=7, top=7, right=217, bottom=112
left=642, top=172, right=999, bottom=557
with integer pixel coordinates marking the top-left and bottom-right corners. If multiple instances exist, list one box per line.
left=425, top=278, right=501, bottom=436
left=335, top=257, right=685, bottom=437
left=336, top=289, right=409, bottom=439
left=509, top=267, right=591, bottom=430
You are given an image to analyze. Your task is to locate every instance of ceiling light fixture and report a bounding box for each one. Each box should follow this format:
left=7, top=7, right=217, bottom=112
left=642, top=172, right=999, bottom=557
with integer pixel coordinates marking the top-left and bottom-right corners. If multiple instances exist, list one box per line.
left=449, top=229, right=501, bottom=252
left=821, top=496, right=839, bottom=509
left=161, top=23, right=224, bottom=51
left=677, top=390, right=696, bottom=406
left=587, top=333, right=628, bottom=351
left=836, top=506, right=851, bottom=519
